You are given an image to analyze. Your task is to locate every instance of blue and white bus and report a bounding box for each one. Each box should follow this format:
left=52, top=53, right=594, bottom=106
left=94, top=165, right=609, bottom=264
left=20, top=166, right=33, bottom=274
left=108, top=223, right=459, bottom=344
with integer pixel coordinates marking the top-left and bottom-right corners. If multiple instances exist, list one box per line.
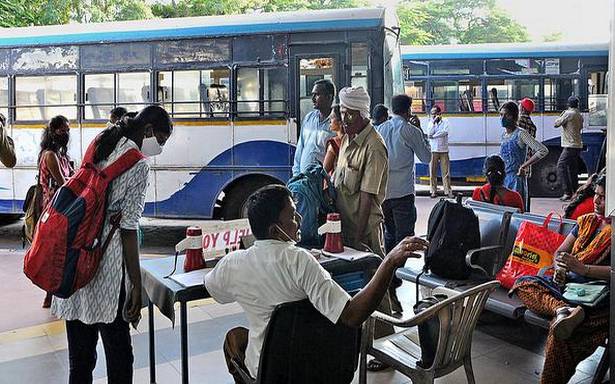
left=0, top=8, right=403, bottom=218
left=402, top=42, right=608, bottom=196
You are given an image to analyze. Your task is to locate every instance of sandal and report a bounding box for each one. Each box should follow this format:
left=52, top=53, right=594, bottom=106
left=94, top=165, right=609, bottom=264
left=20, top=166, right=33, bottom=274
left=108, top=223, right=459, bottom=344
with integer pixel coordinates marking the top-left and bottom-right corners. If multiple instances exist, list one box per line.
left=366, top=358, right=390, bottom=372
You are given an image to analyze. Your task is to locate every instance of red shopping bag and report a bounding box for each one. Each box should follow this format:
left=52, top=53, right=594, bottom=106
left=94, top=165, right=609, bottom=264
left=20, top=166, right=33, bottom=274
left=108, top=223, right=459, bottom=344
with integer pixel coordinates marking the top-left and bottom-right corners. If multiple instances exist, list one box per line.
left=496, top=213, right=566, bottom=289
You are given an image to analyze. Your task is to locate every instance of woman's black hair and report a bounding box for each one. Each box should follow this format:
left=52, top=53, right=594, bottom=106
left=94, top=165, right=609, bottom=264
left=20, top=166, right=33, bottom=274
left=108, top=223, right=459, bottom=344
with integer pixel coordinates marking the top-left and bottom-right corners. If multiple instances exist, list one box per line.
left=500, top=101, right=519, bottom=123
left=39, top=115, right=69, bottom=162
left=563, top=173, right=606, bottom=218
left=484, top=154, right=506, bottom=202
left=93, top=105, right=173, bottom=164
left=247, top=185, right=292, bottom=239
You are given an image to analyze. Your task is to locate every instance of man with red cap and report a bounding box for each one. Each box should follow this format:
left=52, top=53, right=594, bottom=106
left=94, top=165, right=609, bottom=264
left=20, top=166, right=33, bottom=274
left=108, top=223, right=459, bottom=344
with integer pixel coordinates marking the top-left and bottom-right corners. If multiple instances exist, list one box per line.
left=518, top=98, right=537, bottom=210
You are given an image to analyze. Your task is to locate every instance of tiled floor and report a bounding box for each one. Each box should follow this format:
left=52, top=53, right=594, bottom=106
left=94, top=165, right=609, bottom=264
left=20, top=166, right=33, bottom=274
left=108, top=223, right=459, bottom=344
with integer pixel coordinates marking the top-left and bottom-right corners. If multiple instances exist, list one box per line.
left=0, top=280, right=607, bottom=383
left=0, top=197, right=607, bottom=383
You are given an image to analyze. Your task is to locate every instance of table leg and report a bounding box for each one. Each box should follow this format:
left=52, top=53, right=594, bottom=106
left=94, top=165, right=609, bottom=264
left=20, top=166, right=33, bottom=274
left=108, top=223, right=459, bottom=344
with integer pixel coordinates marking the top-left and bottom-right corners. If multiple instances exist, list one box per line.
left=180, top=301, right=189, bottom=384
left=148, top=300, right=156, bottom=383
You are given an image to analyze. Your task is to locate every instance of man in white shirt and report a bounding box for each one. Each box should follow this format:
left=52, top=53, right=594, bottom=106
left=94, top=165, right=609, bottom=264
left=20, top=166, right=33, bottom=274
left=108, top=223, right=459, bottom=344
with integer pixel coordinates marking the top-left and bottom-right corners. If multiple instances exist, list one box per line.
left=204, top=185, right=428, bottom=382
left=427, top=105, right=452, bottom=198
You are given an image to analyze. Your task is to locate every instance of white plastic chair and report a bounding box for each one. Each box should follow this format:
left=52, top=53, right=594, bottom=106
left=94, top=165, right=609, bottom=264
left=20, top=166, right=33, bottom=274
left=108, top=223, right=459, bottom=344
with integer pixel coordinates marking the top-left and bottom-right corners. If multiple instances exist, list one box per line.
left=359, top=280, right=500, bottom=384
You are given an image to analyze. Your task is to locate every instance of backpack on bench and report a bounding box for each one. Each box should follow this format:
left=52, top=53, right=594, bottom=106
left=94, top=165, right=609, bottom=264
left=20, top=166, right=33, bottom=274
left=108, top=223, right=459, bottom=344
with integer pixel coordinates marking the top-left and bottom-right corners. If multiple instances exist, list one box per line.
left=424, top=196, right=480, bottom=280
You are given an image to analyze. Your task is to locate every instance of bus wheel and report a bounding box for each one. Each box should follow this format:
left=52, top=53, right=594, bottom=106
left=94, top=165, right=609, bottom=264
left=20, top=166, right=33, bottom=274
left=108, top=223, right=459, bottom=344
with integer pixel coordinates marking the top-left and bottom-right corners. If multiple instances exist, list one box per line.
left=221, top=177, right=282, bottom=220
left=529, top=148, right=562, bottom=198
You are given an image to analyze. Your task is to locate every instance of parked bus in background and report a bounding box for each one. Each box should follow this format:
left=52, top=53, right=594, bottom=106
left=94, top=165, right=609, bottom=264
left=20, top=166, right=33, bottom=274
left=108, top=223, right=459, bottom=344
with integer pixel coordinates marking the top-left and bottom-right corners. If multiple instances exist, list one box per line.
left=402, top=42, right=608, bottom=197
left=0, top=8, right=404, bottom=219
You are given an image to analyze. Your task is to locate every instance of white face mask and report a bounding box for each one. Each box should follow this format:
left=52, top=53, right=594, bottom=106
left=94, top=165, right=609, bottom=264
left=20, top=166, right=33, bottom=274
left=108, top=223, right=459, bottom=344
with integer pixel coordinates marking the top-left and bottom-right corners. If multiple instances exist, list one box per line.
left=141, top=136, right=163, bottom=157
left=273, top=224, right=299, bottom=245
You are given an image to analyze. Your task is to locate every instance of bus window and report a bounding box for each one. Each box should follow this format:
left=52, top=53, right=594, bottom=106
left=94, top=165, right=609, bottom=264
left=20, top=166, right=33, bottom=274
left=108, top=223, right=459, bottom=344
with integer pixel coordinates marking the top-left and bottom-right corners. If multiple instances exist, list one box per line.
left=263, top=67, right=287, bottom=116
left=158, top=69, right=230, bottom=118
left=432, top=80, right=482, bottom=113
left=15, top=75, right=77, bottom=121
left=85, top=73, right=114, bottom=120
left=117, top=72, right=149, bottom=112
left=430, top=60, right=483, bottom=76
left=0, top=77, right=7, bottom=119
left=351, top=43, right=368, bottom=89
left=486, top=79, right=540, bottom=112
left=544, top=78, right=580, bottom=111
left=486, top=59, right=542, bottom=75
left=588, top=70, right=607, bottom=126
left=298, top=58, right=335, bottom=123
left=405, top=80, right=426, bottom=113
left=237, top=67, right=287, bottom=118
left=404, top=61, right=428, bottom=77
left=237, top=68, right=260, bottom=116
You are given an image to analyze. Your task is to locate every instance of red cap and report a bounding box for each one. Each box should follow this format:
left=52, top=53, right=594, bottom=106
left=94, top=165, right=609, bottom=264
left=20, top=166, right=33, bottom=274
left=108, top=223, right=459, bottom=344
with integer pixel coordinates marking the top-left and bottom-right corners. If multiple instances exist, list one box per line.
left=519, top=98, right=535, bottom=113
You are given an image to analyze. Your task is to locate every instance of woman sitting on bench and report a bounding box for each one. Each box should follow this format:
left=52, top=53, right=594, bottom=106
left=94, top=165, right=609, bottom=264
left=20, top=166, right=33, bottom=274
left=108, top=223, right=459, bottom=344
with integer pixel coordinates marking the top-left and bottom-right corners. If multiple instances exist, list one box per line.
left=511, top=175, right=610, bottom=384
left=472, top=154, right=524, bottom=212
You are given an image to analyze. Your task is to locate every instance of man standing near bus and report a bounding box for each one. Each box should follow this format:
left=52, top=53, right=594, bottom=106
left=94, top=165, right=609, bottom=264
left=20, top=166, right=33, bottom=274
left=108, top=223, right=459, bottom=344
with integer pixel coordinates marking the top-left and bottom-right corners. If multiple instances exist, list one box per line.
left=518, top=98, right=537, bottom=210
left=334, top=86, right=396, bottom=371
left=555, top=95, right=584, bottom=201
left=0, top=113, right=16, bottom=168
left=376, top=94, right=431, bottom=322
left=292, top=79, right=335, bottom=176
left=427, top=105, right=451, bottom=198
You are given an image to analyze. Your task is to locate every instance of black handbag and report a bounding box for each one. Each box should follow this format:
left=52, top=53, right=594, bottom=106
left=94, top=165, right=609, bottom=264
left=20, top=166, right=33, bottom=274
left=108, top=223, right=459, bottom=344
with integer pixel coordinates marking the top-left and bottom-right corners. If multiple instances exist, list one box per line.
left=413, top=293, right=448, bottom=368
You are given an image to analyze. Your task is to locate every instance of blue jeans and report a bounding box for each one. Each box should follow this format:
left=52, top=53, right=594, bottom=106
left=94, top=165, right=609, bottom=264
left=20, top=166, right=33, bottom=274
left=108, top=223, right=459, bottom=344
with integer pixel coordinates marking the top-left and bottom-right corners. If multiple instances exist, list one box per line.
left=382, top=194, right=417, bottom=255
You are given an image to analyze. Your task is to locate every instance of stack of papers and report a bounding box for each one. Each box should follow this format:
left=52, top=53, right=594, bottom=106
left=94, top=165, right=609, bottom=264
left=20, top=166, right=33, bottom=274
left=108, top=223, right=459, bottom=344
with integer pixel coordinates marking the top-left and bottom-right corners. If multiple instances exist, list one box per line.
left=169, top=268, right=208, bottom=288
left=322, top=247, right=373, bottom=261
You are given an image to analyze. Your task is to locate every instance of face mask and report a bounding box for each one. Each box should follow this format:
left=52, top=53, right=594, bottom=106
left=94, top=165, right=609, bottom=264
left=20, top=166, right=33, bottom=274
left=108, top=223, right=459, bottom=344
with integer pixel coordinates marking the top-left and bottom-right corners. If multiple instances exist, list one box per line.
left=500, top=116, right=516, bottom=128
left=56, top=133, right=69, bottom=147
left=273, top=224, right=299, bottom=245
left=141, top=136, right=163, bottom=157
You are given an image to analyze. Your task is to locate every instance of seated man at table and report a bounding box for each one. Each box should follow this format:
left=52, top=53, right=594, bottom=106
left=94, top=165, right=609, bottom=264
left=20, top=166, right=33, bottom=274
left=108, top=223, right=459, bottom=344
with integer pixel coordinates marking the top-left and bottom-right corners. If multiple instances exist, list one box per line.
left=204, top=185, right=428, bottom=382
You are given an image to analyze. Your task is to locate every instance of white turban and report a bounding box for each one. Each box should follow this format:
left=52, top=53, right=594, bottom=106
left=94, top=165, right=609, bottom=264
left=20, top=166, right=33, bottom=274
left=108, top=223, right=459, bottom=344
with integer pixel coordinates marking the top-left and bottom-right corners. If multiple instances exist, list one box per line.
left=339, top=86, right=371, bottom=119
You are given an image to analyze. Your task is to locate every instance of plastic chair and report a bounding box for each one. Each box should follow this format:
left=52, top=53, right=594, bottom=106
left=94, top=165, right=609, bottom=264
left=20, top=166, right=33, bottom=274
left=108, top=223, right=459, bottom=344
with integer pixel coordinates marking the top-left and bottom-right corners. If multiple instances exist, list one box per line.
left=231, top=299, right=360, bottom=384
left=359, top=280, right=500, bottom=384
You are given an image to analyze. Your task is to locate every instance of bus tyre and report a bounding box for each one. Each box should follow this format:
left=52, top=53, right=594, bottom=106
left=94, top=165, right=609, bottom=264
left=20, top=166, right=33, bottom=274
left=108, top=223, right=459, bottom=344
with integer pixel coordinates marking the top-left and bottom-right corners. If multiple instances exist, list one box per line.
left=529, top=148, right=563, bottom=198
left=222, top=178, right=282, bottom=220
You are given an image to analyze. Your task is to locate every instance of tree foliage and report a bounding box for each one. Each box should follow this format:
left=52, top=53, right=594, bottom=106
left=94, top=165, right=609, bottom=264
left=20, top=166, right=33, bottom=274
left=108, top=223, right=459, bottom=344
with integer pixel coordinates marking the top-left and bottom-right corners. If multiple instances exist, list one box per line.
left=151, top=0, right=365, bottom=18
left=397, top=0, right=530, bottom=45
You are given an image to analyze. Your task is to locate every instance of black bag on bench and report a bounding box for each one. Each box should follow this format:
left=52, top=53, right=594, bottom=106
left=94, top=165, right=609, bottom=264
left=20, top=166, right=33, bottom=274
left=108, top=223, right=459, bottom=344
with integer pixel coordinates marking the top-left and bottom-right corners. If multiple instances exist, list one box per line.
left=425, top=196, right=480, bottom=280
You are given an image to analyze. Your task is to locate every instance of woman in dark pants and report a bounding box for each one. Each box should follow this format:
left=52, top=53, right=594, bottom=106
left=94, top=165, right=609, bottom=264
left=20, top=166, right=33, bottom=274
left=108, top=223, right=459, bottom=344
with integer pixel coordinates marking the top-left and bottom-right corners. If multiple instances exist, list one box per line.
left=51, top=106, right=173, bottom=384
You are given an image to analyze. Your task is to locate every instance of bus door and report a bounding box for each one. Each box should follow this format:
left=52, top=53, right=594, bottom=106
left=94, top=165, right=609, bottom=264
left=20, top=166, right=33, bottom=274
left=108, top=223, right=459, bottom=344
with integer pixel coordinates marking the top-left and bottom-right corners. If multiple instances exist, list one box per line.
left=289, top=44, right=346, bottom=142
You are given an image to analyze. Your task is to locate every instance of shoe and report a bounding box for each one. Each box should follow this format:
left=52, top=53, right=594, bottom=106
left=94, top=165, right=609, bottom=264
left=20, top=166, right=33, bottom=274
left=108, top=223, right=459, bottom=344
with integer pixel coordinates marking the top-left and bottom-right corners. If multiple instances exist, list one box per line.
left=42, top=293, right=52, bottom=309
left=559, top=194, right=572, bottom=202
left=430, top=193, right=437, bottom=198
left=367, top=358, right=391, bottom=372
left=552, top=306, right=585, bottom=340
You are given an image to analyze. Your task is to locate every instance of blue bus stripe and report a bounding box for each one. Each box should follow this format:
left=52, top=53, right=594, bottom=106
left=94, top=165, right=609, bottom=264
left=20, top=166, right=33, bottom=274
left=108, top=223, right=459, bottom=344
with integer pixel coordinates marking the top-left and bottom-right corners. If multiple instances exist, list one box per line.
left=402, top=50, right=608, bottom=60
left=0, top=19, right=383, bottom=47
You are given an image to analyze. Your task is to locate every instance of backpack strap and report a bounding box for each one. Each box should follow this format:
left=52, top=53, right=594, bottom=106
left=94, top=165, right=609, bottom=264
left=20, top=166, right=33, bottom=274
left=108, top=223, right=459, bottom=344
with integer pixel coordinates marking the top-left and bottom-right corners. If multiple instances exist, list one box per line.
left=101, top=149, right=145, bottom=180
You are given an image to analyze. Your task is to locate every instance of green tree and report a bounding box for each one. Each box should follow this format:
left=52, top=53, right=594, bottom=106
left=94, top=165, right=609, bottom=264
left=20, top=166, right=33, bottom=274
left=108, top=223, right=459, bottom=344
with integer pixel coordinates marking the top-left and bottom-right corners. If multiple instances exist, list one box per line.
left=0, top=0, right=70, bottom=27
left=397, top=0, right=530, bottom=45
left=151, top=0, right=365, bottom=18
left=69, top=0, right=153, bottom=23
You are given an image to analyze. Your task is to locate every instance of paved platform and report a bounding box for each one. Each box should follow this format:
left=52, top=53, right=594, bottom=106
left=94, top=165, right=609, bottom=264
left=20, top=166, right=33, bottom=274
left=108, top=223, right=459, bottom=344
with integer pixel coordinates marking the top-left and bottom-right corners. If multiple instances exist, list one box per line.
left=0, top=197, right=604, bottom=383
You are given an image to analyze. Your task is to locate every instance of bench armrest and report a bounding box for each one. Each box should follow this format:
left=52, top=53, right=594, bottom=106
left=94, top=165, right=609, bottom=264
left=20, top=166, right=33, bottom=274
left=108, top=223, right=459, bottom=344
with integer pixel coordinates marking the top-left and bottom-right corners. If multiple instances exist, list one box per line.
left=466, top=245, right=503, bottom=277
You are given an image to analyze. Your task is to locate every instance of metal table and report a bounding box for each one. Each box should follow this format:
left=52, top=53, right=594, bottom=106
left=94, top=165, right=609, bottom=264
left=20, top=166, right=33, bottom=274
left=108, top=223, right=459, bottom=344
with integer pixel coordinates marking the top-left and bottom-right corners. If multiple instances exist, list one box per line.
left=141, top=253, right=381, bottom=384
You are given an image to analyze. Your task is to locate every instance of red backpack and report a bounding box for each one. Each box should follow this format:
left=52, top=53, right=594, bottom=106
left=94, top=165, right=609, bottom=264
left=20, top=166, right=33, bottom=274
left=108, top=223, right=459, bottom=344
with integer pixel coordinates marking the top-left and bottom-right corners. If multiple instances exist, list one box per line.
left=24, top=141, right=144, bottom=298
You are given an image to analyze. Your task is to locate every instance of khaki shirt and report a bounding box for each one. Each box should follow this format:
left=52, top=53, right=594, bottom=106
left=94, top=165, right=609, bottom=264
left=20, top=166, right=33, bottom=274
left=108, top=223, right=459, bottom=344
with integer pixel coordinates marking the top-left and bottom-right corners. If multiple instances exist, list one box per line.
left=554, top=108, right=584, bottom=148
left=0, top=124, right=15, bottom=168
left=333, top=124, right=388, bottom=255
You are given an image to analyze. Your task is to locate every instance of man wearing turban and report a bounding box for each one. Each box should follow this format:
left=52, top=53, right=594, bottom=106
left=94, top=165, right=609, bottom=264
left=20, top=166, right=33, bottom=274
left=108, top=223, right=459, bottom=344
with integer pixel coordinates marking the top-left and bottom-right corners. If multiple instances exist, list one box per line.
left=333, top=86, right=395, bottom=370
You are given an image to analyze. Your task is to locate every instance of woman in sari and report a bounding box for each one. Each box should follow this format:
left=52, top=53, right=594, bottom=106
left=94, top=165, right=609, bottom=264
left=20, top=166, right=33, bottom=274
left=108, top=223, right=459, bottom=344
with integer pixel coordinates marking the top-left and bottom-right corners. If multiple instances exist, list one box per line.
left=511, top=175, right=610, bottom=384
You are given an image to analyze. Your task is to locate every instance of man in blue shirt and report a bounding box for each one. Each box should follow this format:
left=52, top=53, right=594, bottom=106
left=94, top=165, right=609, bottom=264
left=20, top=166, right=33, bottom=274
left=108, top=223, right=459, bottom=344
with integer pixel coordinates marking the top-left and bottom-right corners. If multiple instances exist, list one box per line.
left=292, top=79, right=335, bottom=176
left=376, top=95, right=431, bottom=315
left=376, top=94, right=431, bottom=259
